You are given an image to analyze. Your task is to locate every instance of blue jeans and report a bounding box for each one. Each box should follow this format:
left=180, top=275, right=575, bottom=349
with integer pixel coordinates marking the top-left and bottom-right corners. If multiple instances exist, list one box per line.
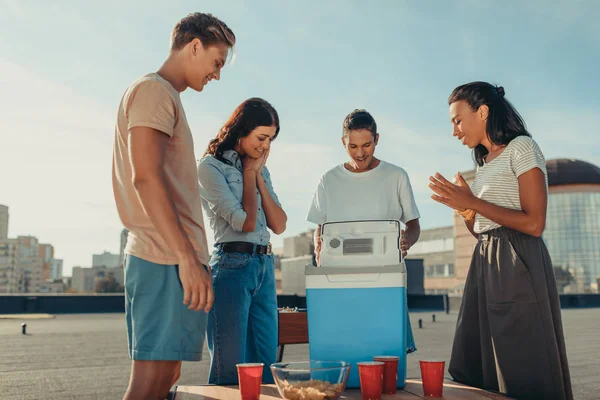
left=207, top=249, right=278, bottom=385
left=406, top=302, right=417, bottom=353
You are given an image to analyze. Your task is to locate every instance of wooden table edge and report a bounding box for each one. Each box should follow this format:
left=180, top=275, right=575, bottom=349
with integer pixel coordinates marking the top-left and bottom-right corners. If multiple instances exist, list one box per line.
left=172, top=378, right=514, bottom=399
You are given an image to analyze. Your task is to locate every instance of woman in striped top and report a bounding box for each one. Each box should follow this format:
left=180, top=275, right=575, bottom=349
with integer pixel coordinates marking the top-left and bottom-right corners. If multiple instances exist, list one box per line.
left=429, top=82, right=573, bottom=400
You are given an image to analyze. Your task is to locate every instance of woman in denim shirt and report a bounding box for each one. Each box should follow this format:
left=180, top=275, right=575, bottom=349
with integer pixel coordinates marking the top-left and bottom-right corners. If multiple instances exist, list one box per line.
left=197, top=97, right=287, bottom=385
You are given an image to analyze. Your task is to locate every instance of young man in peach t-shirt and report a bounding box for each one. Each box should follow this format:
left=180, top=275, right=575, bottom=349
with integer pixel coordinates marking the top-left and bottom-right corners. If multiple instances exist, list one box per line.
left=112, top=13, right=235, bottom=400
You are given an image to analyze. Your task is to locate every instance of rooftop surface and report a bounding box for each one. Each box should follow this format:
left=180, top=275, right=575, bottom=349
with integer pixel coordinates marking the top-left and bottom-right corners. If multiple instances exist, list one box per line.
left=1, top=309, right=598, bottom=400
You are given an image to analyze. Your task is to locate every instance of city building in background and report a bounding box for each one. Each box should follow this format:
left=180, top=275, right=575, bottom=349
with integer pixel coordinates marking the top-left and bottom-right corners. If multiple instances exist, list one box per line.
left=0, top=238, right=16, bottom=293
left=0, top=236, right=43, bottom=293
left=92, top=251, right=121, bottom=269
left=119, top=228, right=128, bottom=268
left=406, top=222, right=498, bottom=295
left=50, top=259, right=63, bottom=280
left=405, top=226, right=455, bottom=294
left=280, top=230, right=314, bottom=295
left=283, top=230, right=315, bottom=260
left=269, top=246, right=284, bottom=294
left=0, top=204, right=8, bottom=240
left=38, top=243, right=54, bottom=281
left=40, top=279, right=66, bottom=293
left=0, top=205, right=62, bottom=293
left=543, top=159, right=600, bottom=293
left=280, top=255, right=313, bottom=295
left=71, top=265, right=124, bottom=293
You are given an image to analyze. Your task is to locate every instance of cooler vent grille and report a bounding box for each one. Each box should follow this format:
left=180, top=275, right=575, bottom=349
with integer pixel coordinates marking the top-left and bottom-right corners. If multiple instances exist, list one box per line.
left=342, top=238, right=373, bottom=255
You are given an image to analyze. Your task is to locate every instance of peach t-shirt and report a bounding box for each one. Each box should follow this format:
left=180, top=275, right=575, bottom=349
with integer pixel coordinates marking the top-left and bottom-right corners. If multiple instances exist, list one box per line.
left=112, top=73, right=209, bottom=266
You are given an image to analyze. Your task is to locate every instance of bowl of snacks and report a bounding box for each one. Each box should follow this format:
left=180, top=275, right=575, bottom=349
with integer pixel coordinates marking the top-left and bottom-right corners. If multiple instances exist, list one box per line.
left=270, top=360, right=351, bottom=400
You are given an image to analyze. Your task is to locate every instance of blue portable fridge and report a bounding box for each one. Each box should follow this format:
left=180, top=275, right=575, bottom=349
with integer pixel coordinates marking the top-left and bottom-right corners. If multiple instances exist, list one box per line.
left=305, top=219, right=408, bottom=389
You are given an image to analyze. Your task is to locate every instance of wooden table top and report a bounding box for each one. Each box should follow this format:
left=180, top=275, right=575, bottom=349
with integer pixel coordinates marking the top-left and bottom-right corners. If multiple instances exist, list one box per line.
left=173, top=378, right=513, bottom=399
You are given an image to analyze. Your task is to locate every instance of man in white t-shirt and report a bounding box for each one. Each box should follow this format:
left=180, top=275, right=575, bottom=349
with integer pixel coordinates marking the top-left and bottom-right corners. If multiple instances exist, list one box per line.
left=306, top=108, right=421, bottom=353
left=307, top=109, right=421, bottom=266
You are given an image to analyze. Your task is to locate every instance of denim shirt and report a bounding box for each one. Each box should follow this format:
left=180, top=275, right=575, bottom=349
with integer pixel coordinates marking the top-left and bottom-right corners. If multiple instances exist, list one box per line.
left=197, top=150, right=282, bottom=246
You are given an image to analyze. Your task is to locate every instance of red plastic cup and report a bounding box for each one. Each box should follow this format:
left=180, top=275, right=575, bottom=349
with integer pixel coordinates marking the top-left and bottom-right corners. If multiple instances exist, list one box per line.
left=357, top=361, right=384, bottom=400
left=237, top=363, right=264, bottom=400
left=373, top=356, right=399, bottom=394
left=419, top=360, right=445, bottom=397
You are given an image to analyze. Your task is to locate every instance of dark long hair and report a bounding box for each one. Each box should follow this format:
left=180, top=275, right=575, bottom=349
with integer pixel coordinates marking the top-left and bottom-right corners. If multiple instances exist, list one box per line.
left=204, top=97, right=280, bottom=165
left=448, top=82, right=530, bottom=166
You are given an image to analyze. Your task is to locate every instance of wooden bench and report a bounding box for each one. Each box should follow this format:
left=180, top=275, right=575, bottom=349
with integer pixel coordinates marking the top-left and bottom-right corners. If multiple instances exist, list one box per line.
left=277, top=310, right=308, bottom=362
left=172, top=379, right=514, bottom=399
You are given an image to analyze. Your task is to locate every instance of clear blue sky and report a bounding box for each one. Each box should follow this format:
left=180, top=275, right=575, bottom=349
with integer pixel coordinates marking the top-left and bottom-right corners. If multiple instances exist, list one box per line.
left=1, top=0, right=598, bottom=276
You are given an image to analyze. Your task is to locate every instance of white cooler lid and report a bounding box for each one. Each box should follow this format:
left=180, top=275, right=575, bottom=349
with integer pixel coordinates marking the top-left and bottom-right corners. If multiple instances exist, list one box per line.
left=305, top=265, right=406, bottom=289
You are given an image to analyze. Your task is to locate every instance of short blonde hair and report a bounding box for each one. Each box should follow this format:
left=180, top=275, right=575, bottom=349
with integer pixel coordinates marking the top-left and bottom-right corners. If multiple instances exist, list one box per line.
left=171, top=13, right=235, bottom=51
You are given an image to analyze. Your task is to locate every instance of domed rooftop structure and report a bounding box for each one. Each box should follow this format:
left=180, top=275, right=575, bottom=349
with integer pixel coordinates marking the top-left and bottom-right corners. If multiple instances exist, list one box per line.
left=546, top=158, right=600, bottom=187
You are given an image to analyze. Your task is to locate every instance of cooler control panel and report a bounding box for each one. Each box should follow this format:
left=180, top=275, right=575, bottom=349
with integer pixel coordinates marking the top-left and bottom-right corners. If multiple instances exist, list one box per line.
left=319, top=219, right=402, bottom=267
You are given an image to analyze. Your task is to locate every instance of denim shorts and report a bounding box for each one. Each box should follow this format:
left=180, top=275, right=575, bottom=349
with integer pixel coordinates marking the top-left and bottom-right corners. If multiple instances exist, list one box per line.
left=124, top=254, right=208, bottom=361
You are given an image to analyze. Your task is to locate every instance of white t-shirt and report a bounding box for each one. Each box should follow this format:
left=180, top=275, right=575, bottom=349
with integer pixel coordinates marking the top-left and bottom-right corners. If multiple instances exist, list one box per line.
left=471, top=135, right=548, bottom=233
left=306, top=160, right=421, bottom=225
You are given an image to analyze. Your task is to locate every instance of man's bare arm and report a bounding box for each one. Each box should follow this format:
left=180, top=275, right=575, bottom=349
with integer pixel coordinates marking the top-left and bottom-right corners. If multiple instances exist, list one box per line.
left=128, top=127, right=213, bottom=312
left=400, top=219, right=421, bottom=258
left=313, top=225, right=322, bottom=266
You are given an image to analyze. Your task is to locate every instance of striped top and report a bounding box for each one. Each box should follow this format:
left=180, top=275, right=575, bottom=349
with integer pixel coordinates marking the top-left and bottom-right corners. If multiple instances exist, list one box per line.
left=471, top=135, right=548, bottom=233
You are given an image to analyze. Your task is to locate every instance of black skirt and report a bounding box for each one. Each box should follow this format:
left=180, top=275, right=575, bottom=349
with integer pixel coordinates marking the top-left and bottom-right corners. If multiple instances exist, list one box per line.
left=449, top=227, right=573, bottom=400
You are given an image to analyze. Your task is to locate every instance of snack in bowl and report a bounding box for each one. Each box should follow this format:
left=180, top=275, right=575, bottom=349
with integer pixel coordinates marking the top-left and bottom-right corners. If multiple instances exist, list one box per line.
left=270, top=361, right=351, bottom=400
left=280, top=378, right=344, bottom=400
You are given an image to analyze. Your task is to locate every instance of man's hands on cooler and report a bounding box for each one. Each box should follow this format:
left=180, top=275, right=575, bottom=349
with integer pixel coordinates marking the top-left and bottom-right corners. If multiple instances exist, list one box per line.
left=400, top=229, right=410, bottom=258
left=315, top=240, right=322, bottom=266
